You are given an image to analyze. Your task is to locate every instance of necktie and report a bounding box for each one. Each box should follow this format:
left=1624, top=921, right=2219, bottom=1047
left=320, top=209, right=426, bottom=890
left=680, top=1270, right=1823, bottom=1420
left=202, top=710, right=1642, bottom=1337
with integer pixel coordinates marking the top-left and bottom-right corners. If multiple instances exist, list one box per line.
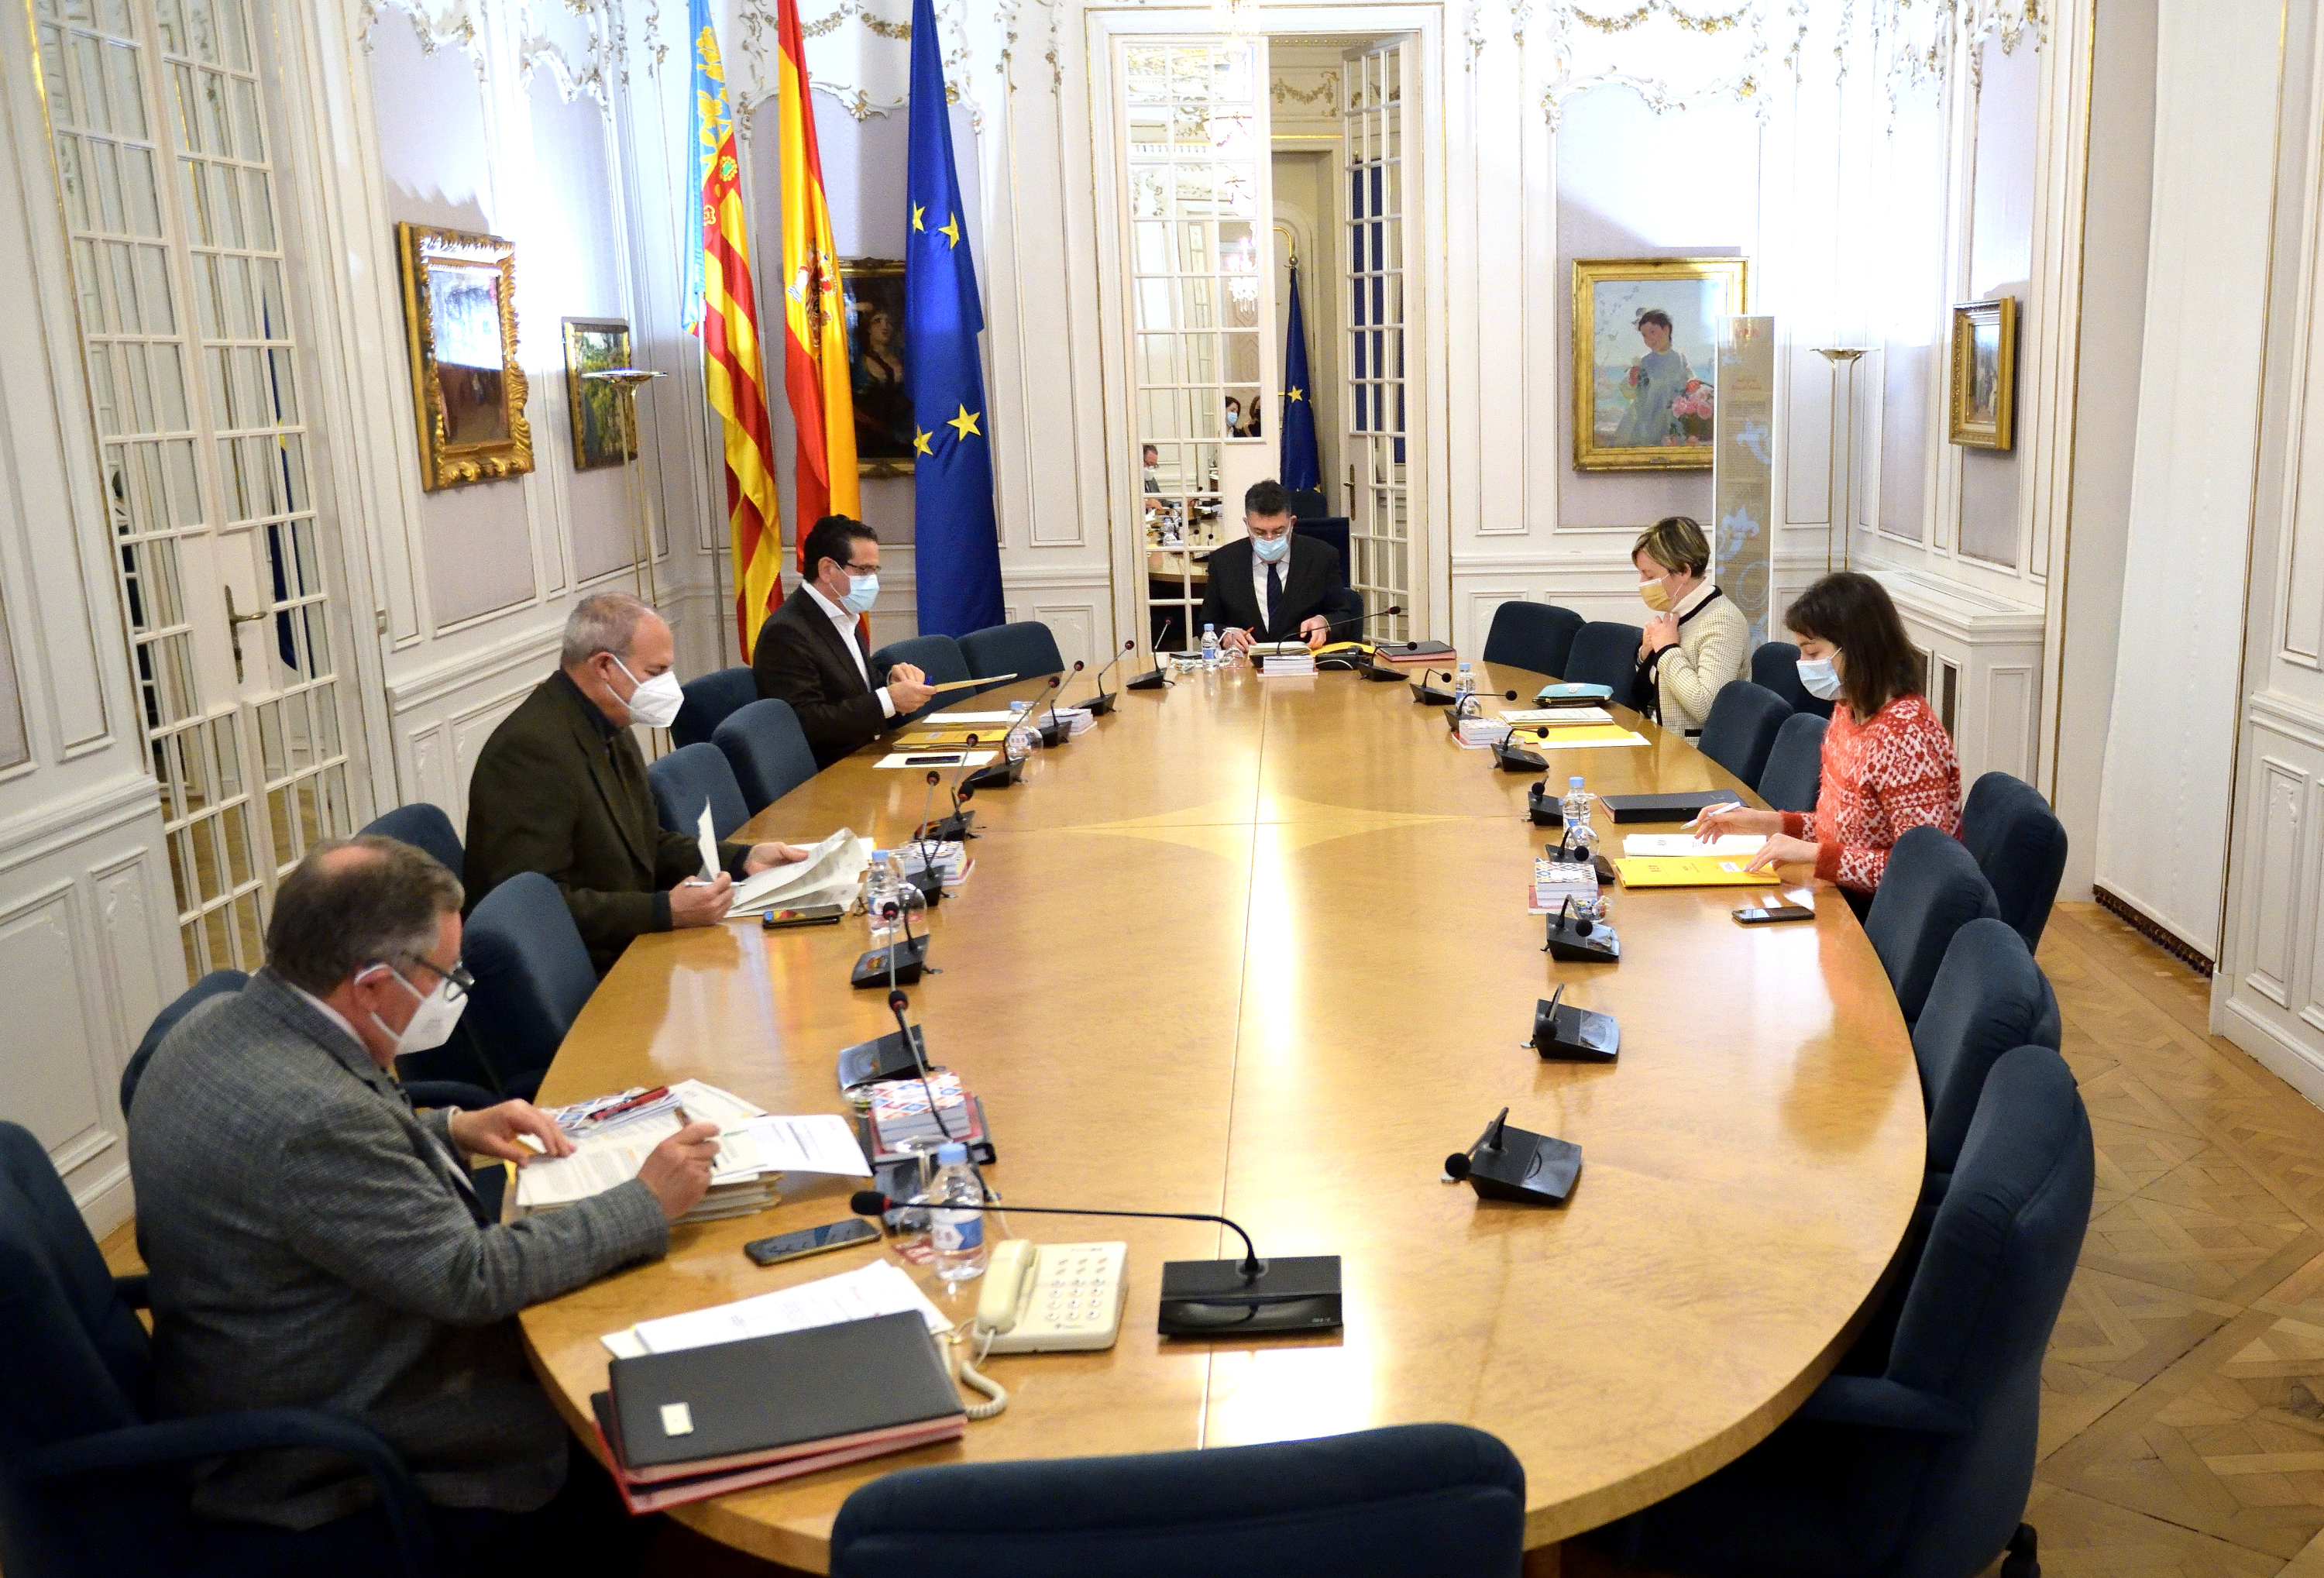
left=1266, top=561, right=1283, bottom=635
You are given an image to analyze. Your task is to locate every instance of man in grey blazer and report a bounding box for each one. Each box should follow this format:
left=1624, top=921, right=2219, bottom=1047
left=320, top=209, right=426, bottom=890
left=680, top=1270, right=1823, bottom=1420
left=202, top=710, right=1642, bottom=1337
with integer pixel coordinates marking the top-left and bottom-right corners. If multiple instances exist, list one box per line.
left=129, top=836, right=721, bottom=1559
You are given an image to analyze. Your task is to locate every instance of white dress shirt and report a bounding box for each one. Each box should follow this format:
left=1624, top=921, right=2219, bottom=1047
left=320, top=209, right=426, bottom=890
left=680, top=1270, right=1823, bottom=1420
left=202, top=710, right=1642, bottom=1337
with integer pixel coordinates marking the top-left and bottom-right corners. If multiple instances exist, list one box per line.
left=803, top=581, right=895, bottom=719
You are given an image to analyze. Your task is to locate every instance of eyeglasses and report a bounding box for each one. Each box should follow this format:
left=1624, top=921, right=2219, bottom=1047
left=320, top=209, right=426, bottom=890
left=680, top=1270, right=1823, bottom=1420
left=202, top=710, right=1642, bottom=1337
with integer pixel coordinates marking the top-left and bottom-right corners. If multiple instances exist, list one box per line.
left=369, top=957, right=475, bottom=1002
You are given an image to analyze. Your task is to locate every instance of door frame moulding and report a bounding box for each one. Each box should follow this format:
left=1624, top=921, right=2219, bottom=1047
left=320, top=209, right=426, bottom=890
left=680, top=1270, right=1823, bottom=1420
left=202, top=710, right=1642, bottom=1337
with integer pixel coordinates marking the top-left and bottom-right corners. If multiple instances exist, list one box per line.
left=1081, top=3, right=1449, bottom=653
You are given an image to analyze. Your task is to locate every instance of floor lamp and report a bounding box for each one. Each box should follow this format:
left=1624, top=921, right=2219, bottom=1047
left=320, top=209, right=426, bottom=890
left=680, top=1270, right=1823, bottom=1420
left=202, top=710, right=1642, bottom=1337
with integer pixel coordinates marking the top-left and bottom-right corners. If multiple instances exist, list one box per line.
left=583, top=366, right=667, bottom=607
left=1812, top=347, right=1865, bottom=574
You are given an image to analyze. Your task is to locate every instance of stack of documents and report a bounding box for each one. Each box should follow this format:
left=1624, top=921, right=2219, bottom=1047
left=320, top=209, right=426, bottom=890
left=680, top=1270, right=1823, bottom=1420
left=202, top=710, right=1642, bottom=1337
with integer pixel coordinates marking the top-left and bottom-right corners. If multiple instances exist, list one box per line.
left=1255, top=648, right=1316, bottom=677
left=1532, top=858, right=1600, bottom=909
left=1614, top=855, right=1780, bottom=889
left=726, top=827, right=870, bottom=916
left=1621, top=833, right=1765, bottom=859
left=1456, top=716, right=1513, bottom=748
left=864, top=1072, right=986, bottom=1162
left=514, top=1080, right=870, bottom=1223
left=602, top=1260, right=947, bottom=1360
left=892, top=841, right=971, bottom=894
left=1498, top=706, right=1615, bottom=727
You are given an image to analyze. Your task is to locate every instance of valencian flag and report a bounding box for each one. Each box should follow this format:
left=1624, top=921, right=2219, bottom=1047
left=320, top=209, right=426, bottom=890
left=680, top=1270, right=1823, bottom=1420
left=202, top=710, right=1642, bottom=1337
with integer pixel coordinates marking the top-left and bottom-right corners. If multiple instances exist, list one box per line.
left=1279, top=263, right=1321, bottom=493
left=774, top=0, right=858, bottom=549
left=904, top=0, right=1004, bottom=636
left=685, top=0, right=785, bottom=651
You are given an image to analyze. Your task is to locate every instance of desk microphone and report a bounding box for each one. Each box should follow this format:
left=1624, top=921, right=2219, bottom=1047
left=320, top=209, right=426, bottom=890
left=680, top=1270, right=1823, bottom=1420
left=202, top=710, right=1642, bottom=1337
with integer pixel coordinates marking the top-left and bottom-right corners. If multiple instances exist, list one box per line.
left=880, top=984, right=958, bottom=1143
left=1444, top=1105, right=1583, bottom=1205
left=1410, top=667, right=1458, bottom=706
left=919, top=736, right=984, bottom=843
left=1040, top=663, right=1081, bottom=745
left=964, top=677, right=1060, bottom=789
left=1128, top=617, right=1176, bottom=691
left=906, top=771, right=949, bottom=906
left=1081, top=639, right=1134, bottom=715
left=1316, top=604, right=1404, bottom=670
left=844, top=1191, right=1342, bottom=1336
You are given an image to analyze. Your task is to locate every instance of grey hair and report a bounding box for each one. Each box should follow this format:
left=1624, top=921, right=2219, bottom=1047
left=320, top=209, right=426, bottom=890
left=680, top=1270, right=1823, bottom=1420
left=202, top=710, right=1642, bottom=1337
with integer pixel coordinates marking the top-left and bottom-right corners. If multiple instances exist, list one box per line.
left=264, top=835, right=463, bottom=995
left=560, top=592, right=659, bottom=669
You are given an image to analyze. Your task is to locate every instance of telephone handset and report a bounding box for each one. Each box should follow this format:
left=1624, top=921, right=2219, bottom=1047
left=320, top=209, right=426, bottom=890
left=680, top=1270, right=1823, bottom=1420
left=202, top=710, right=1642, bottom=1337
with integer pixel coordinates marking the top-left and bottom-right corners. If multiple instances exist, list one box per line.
left=971, top=1239, right=1127, bottom=1353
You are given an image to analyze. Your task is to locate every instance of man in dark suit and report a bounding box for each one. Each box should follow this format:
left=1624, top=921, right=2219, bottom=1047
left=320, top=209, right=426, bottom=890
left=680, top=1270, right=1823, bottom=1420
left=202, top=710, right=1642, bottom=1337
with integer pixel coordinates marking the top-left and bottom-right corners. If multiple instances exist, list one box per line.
left=752, top=514, right=935, bottom=768
left=465, top=593, right=809, bottom=975
left=1196, top=478, right=1361, bottom=653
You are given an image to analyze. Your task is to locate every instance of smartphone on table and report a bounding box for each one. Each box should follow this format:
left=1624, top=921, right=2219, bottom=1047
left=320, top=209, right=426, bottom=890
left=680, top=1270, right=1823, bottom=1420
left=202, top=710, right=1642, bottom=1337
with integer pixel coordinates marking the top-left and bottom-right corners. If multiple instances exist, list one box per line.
left=744, top=1219, right=882, bottom=1267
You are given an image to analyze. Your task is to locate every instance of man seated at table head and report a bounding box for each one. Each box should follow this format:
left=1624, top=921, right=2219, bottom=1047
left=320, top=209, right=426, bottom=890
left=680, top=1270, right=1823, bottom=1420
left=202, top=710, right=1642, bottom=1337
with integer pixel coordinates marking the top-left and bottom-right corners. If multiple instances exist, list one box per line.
left=1197, top=478, right=1361, bottom=653
left=465, top=592, right=808, bottom=976
left=128, top=836, right=724, bottom=1559
left=752, top=514, right=937, bottom=768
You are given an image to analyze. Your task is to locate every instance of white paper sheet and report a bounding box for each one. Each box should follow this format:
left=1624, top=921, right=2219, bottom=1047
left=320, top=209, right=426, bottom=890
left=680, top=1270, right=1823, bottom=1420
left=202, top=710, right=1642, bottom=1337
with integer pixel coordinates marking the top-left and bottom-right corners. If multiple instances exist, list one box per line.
left=875, top=751, right=995, bottom=770
left=616, top=1260, right=947, bottom=1357
left=727, top=829, right=869, bottom=915
left=1497, top=707, right=1614, bottom=726
left=694, top=802, right=720, bottom=881
left=1621, top=834, right=1768, bottom=858
left=514, top=1112, right=682, bottom=1208
left=713, top=1114, right=871, bottom=1178
left=668, top=1078, right=766, bottom=1130
left=923, top=711, right=1019, bottom=724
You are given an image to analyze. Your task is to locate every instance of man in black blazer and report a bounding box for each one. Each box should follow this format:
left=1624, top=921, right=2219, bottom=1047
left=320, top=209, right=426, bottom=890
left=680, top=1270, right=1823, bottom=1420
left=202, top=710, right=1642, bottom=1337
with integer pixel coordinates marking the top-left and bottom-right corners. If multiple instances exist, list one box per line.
left=752, top=515, right=936, bottom=768
left=1196, top=479, right=1361, bottom=653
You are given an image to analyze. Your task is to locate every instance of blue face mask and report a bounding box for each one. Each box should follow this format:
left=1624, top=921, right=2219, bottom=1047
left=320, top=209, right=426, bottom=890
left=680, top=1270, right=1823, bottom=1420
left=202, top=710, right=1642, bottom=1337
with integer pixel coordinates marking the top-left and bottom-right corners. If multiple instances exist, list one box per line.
left=841, top=572, right=879, bottom=614
left=1251, top=533, right=1291, bottom=564
left=1797, top=654, right=1843, bottom=700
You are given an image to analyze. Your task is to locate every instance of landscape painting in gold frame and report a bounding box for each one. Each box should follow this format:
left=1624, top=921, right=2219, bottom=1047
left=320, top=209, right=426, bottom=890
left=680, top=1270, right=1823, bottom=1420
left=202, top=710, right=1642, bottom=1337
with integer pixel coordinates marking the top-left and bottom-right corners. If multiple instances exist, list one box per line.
left=1572, top=256, right=1748, bottom=472
left=395, top=222, right=533, bottom=490
left=561, top=318, right=634, bottom=471
left=1948, top=297, right=2017, bottom=450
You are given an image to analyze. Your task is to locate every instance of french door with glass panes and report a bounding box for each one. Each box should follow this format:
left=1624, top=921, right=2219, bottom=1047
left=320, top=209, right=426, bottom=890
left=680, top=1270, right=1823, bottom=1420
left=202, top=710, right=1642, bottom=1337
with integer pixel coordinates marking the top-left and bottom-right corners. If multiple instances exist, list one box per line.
left=1341, top=36, right=1417, bottom=642
left=1118, top=37, right=1275, bottom=654
left=36, top=0, right=366, bottom=982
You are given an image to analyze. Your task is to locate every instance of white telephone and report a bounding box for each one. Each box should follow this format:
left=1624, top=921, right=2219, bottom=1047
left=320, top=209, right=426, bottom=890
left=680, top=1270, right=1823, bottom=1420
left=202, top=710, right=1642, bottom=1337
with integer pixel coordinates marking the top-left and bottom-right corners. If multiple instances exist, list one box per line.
left=971, top=1239, right=1127, bottom=1353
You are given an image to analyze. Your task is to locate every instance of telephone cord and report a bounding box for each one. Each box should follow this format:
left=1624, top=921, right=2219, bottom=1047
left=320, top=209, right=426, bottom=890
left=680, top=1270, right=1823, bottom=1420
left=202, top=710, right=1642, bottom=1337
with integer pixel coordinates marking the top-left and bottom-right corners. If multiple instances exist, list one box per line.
left=950, top=1325, right=1008, bottom=1420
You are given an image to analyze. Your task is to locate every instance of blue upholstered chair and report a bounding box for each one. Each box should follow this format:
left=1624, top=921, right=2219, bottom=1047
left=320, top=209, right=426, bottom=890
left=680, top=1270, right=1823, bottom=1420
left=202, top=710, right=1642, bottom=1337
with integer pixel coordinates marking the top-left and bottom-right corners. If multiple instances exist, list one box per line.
left=1600, top=1045, right=2090, bottom=1578
left=461, top=872, right=597, bottom=1099
left=0, top=1123, right=438, bottom=1578
left=671, top=665, right=758, bottom=751
left=713, top=698, right=820, bottom=812
left=648, top=743, right=750, bottom=844
left=1864, top=825, right=2001, bottom=1026
left=1697, top=679, right=1790, bottom=789
left=1563, top=621, right=1648, bottom=709
left=829, top=1423, right=1526, bottom=1578
left=1916, top=918, right=2064, bottom=1180
left=1758, top=712, right=1827, bottom=813
left=1958, top=772, right=2069, bottom=952
left=960, top=621, right=1066, bottom=684
left=1752, top=640, right=1834, bottom=720
left=1480, top=601, right=1583, bottom=680
left=119, top=970, right=244, bottom=1119
left=359, top=803, right=462, bottom=878
left=868, top=634, right=973, bottom=724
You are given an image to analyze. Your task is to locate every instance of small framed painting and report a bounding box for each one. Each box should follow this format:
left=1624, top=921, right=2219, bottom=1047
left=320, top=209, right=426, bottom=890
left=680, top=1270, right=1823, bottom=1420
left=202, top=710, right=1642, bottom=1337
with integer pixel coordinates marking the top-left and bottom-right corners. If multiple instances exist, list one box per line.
left=395, top=222, right=532, bottom=490
left=841, top=259, right=912, bottom=477
left=1571, top=256, right=1749, bottom=471
left=561, top=318, right=635, bottom=470
left=1948, top=297, right=2017, bottom=450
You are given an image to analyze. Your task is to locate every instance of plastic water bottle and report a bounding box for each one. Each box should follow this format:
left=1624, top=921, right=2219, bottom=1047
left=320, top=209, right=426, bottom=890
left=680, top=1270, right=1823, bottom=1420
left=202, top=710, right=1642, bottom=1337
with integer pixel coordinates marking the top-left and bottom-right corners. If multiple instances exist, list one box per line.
left=865, top=852, right=902, bottom=946
left=1559, top=776, right=1600, bottom=862
left=927, top=1142, right=989, bottom=1284
left=1454, top=662, right=1477, bottom=716
left=1200, top=624, right=1219, bottom=670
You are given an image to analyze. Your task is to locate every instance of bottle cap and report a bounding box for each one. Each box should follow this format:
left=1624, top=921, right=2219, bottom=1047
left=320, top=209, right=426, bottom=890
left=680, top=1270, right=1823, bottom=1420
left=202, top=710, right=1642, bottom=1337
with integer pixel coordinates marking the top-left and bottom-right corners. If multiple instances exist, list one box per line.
left=1569, top=775, right=1585, bottom=788
left=935, top=1142, right=969, bottom=1165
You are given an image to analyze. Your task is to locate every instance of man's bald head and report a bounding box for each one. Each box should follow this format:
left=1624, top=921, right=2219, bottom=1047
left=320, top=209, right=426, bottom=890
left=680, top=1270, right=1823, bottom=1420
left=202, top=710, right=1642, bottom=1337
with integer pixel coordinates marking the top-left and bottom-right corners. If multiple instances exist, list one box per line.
left=265, top=834, right=463, bottom=995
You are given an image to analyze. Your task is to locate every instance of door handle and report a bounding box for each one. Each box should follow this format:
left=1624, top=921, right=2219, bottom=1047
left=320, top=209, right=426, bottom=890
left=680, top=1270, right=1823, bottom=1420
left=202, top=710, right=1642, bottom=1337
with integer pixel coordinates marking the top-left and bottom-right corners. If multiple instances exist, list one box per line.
left=224, top=585, right=267, bottom=682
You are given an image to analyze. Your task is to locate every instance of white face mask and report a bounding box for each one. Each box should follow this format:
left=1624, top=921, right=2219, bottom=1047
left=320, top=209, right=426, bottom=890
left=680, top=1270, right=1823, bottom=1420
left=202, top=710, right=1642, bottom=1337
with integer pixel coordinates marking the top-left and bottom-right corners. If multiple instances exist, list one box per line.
left=367, top=965, right=467, bottom=1057
left=842, top=572, right=880, bottom=615
left=1797, top=654, right=1843, bottom=700
left=611, top=655, right=686, bottom=729
left=1251, top=532, right=1291, bottom=564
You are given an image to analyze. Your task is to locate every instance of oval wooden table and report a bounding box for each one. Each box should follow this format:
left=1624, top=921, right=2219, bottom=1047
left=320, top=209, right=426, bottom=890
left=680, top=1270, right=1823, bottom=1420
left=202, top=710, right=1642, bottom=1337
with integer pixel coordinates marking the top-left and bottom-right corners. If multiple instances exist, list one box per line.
left=517, top=660, right=1925, bottom=1573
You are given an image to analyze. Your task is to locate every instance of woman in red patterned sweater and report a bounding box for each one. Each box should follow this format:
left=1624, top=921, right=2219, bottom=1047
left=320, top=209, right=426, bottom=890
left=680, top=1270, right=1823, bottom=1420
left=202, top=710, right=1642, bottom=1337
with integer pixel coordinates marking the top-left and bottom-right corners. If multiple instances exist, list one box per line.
left=1697, top=572, right=1962, bottom=909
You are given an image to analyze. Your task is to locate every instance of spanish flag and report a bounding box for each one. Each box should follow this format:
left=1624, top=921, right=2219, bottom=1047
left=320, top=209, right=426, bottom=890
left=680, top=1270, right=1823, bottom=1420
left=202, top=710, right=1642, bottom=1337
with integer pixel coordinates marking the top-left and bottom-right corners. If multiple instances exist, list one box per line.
left=774, top=0, right=859, bottom=552
left=685, top=0, right=785, bottom=652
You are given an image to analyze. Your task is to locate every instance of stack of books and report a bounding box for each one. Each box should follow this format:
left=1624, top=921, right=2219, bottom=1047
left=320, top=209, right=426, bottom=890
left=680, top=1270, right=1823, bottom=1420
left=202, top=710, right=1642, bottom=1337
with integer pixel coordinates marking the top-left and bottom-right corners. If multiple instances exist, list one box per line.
left=861, top=1071, right=989, bottom=1164
left=590, top=1309, right=966, bottom=1512
left=892, top=840, right=972, bottom=894
left=1252, top=643, right=1316, bottom=677
left=1456, top=716, right=1513, bottom=748
left=1532, top=857, right=1600, bottom=912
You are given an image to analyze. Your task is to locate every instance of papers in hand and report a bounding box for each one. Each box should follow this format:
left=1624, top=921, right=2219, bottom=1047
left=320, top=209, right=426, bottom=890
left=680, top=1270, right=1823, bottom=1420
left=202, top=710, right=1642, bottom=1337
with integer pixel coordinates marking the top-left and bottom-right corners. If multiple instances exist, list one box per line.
left=727, top=828, right=869, bottom=916
left=601, top=1260, right=947, bottom=1360
left=514, top=1080, right=868, bottom=1219
left=1622, top=834, right=1767, bottom=858
left=693, top=802, right=720, bottom=881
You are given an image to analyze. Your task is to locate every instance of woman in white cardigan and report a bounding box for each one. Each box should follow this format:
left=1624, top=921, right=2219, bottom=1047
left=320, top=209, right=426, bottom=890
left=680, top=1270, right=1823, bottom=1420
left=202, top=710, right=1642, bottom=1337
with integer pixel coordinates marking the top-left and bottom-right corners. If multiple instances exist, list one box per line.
left=1632, top=515, right=1751, bottom=734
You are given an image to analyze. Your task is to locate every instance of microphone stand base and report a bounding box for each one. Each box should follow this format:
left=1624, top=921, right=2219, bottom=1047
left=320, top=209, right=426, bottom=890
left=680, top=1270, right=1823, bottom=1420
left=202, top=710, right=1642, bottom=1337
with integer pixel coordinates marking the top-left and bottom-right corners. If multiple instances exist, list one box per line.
left=961, top=756, right=1026, bottom=792
left=1532, top=998, right=1620, bottom=1062
left=1544, top=917, right=1621, bottom=964
left=1456, top=1124, right=1584, bottom=1205
left=837, top=1024, right=938, bottom=1090
left=851, top=935, right=930, bottom=988
left=1081, top=691, right=1118, bottom=716
left=1410, top=681, right=1456, bottom=706
left=1157, top=1255, right=1342, bottom=1336
left=1126, top=667, right=1169, bottom=691
left=916, top=810, right=976, bottom=843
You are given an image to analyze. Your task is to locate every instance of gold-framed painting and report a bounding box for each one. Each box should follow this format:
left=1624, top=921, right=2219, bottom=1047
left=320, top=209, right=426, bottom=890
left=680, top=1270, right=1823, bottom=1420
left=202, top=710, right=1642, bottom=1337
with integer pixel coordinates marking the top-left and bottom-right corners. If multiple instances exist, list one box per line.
left=841, top=258, right=912, bottom=477
left=1948, top=297, right=2017, bottom=450
left=394, top=222, right=532, bottom=490
left=561, top=318, right=635, bottom=470
left=1572, top=256, right=1749, bottom=472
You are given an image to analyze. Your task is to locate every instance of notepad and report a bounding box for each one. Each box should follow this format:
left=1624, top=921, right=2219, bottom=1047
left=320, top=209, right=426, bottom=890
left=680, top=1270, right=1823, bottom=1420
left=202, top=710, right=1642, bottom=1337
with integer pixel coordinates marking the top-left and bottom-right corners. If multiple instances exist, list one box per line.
left=1503, top=725, right=1649, bottom=749
left=1614, top=855, right=1780, bottom=889
left=1497, top=707, right=1614, bottom=726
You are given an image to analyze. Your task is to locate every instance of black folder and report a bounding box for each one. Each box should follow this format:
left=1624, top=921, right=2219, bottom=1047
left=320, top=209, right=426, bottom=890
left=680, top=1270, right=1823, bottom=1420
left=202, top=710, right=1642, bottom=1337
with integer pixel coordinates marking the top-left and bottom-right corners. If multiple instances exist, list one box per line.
left=1599, top=790, right=1737, bottom=823
left=607, top=1310, right=962, bottom=1471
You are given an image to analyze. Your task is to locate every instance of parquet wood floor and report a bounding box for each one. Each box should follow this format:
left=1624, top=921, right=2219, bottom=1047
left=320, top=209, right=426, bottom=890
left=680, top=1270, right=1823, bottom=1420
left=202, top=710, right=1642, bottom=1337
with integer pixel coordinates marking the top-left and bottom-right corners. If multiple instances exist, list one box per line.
left=91, top=902, right=2324, bottom=1576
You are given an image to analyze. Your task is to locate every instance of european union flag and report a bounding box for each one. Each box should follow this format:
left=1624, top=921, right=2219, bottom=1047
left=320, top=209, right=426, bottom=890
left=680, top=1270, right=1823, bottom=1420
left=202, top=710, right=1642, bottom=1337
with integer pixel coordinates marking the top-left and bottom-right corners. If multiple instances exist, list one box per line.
left=906, top=0, right=1004, bottom=638
left=1279, top=264, right=1322, bottom=493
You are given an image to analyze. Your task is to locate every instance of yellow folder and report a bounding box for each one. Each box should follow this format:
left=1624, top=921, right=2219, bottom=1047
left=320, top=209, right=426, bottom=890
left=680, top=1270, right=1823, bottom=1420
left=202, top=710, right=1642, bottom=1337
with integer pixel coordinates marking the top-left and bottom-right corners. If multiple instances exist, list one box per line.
left=1506, top=724, right=1648, bottom=748
left=1614, top=855, right=1780, bottom=889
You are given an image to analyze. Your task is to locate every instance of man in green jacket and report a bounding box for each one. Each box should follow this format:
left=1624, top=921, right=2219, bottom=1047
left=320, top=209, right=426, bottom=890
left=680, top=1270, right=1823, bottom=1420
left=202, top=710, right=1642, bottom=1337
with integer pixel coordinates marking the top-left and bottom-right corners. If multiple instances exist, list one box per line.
left=465, top=593, right=809, bottom=975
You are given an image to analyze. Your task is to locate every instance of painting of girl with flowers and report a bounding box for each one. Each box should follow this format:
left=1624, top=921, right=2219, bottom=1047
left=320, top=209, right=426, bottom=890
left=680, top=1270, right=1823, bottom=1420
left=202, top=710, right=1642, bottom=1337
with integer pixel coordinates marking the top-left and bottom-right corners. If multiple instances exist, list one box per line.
left=1571, top=257, right=1748, bottom=471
